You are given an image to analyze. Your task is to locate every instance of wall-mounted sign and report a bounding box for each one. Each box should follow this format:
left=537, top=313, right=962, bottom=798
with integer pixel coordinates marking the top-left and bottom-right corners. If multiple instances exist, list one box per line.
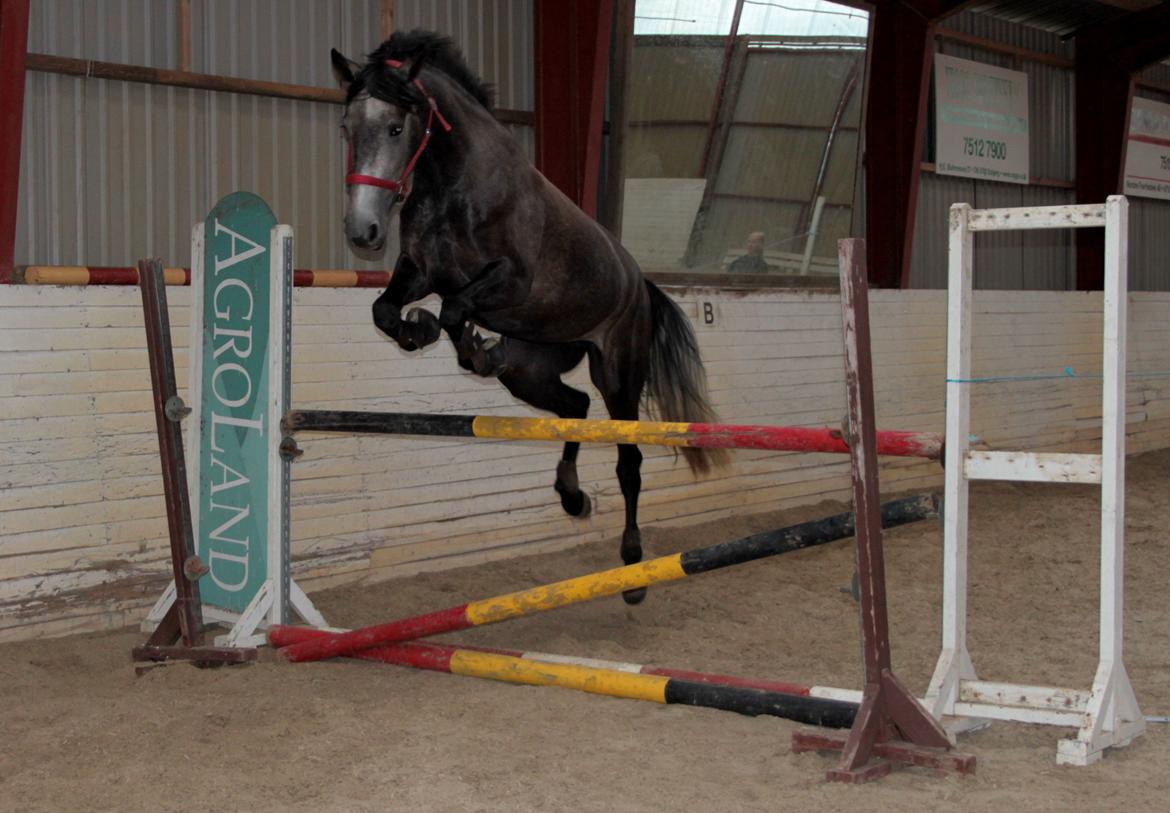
left=934, top=54, right=1029, bottom=185
left=1124, top=97, right=1170, bottom=201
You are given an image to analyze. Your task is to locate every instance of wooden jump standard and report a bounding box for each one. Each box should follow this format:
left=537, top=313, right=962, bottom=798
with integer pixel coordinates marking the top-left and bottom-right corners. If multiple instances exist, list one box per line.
left=270, top=629, right=859, bottom=729
left=281, top=411, right=944, bottom=460
left=270, top=494, right=937, bottom=662
left=269, top=236, right=971, bottom=781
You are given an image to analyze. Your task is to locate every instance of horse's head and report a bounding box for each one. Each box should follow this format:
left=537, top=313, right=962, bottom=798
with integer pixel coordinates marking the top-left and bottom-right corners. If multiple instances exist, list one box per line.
left=331, top=32, right=492, bottom=253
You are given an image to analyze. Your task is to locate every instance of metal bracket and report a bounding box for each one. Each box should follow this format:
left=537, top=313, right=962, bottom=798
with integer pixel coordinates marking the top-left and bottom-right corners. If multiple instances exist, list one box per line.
left=183, top=555, right=209, bottom=581
left=165, top=395, right=192, bottom=423
left=279, top=436, right=303, bottom=461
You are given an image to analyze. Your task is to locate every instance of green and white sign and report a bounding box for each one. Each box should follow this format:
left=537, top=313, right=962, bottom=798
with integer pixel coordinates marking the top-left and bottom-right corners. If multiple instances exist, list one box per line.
left=195, top=192, right=279, bottom=612
left=142, top=193, right=324, bottom=648
left=934, top=54, right=1029, bottom=185
left=1124, top=97, right=1170, bottom=201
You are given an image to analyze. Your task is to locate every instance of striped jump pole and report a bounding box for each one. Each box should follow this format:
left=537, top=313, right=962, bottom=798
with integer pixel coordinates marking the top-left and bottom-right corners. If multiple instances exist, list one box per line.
left=274, top=624, right=863, bottom=703
left=15, top=264, right=392, bottom=288
left=282, top=410, right=943, bottom=460
left=269, top=493, right=938, bottom=662
left=268, top=631, right=858, bottom=729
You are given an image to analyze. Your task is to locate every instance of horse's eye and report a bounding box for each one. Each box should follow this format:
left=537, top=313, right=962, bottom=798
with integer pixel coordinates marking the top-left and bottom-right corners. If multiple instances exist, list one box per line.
left=389, top=124, right=403, bottom=137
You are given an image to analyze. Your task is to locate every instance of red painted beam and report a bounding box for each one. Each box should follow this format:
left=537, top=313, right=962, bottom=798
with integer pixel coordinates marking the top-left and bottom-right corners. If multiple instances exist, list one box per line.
left=533, top=0, right=614, bottom=217
left=270, top=624, right=819, bottom=696
left=0, top=0, right=31, bottom=284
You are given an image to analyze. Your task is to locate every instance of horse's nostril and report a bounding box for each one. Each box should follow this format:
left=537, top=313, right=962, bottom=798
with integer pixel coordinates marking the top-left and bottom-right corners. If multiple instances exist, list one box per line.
left=366, top=222, right=381, bottom=244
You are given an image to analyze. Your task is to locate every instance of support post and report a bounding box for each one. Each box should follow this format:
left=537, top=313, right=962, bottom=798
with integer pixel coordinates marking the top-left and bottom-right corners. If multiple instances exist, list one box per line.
left=0, top=0, right=30, bottom=283
left=380, top=0, right=395, bottom=40
left=131, top=259, right=256, bottom=668
left=176, top=0, right=192, bottom=72
left=863, top=1, right=974, bottom=288
left=791, top=239, right=974, bottom=781
left=533, top=0, right=614, bottom=217
left=600, top=0, right=635, bottom=237
left=863, top=4, right=933, bottom=289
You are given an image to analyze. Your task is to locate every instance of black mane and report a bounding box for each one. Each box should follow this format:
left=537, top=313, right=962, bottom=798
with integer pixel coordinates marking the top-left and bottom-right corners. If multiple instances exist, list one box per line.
left=349, top=29, right=494, bottom=112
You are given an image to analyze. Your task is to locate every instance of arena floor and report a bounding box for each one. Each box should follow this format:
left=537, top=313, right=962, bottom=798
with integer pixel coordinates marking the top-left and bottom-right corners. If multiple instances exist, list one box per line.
left=3, top=449, right=1168, bottom=812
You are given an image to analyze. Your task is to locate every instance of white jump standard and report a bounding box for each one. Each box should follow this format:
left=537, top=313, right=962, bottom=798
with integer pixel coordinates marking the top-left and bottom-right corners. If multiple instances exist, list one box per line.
left=925, top=196, right=1144, bottom=766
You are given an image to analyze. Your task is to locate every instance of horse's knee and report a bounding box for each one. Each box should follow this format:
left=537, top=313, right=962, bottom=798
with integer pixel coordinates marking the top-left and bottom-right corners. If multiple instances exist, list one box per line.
left=400, top=307, right=442, bottom=348
left=372, top=299, right=400, bottom=336
left=439, top=296, right=467, bottom=328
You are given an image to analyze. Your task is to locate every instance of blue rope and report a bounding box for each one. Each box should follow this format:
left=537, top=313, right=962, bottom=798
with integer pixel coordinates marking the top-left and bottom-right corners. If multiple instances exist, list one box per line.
left=947, top=366, right=1170, bottom=384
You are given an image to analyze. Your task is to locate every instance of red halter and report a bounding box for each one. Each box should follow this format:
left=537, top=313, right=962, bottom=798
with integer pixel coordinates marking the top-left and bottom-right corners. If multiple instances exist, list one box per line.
left=345, top=59, right=454, bottom=197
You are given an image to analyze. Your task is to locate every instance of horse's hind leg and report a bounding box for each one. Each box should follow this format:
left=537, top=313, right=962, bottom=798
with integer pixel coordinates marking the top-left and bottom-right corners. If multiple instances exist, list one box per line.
left=497, top=341, right=593, bottom=517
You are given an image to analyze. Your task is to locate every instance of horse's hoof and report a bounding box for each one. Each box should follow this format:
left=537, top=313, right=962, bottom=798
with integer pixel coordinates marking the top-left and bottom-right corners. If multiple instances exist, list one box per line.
left=558, top=489, right=591, bottom=518
left=471, top=338, right=507, bottom=378
left=402, top=307, right=442, bottom=347
left=622, top=587, right=648, bottom=605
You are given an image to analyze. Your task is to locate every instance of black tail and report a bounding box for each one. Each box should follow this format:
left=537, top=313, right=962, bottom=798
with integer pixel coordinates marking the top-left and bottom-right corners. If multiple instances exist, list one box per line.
left=644, top=281, right=729, bottom=474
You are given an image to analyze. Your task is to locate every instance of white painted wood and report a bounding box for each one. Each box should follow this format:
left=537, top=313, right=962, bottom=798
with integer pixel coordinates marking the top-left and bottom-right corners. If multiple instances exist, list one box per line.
left=289, top=580, right=328, bottom=628
left=214, top=582, right=273, bottom=647
left=952, top=701, right=1086, bottom=728
left=4, top=250, right=1170, bottom=643
left=1060, top=195, right=1146, bottom=766
left=926, top=203, right=978, bottom=719
left=964, top=451, right=1103, bottom=483
left=140, top=580, right=176, bottom=632
left=959, top=680, right=1090, bottom=712
left=926, top=197, right=1145, bottom=766
left=267, top=225, right=293, bottom=630
left=809, top=686, right=864, bottom=703
left=187, top=223, right=206, bottom=622
left=966, top=203, right=1106, bottom=231
left=799, top=196, right=826, bottom=275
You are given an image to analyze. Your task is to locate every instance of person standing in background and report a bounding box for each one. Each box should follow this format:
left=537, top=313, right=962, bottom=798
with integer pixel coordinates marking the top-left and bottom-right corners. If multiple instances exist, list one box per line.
left=728, top=231, right=768, bottom=274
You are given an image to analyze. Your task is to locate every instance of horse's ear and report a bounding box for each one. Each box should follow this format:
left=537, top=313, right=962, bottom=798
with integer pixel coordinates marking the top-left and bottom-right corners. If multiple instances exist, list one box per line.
left=331, top=48, right=359, bottom=88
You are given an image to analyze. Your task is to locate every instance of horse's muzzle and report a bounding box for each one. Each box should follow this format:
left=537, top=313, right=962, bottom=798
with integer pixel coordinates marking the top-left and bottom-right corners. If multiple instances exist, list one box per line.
left=346, top=218, right=385, bottom=251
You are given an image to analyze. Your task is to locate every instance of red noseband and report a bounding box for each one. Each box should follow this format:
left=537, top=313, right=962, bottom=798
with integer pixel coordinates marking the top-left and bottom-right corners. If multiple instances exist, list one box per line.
left=345, top=59, right=454, bottom=196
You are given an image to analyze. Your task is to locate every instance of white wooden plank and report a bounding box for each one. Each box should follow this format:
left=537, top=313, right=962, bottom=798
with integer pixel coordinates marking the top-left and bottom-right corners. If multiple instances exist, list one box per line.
left=2, top=278, right=1170, bottom=646
left=964, top=451, right=1103, bottom=484
left=967, top=204, right=1106, bottom=231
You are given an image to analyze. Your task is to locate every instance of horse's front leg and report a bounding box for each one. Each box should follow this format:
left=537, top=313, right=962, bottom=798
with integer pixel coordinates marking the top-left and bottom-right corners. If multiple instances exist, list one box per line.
left=372, top=254, right=441, bottom=351
left=438, top=257, right=532, bottom=376
left=438, top=257, right=532, bottom=329
left=444, top=320, right=490, bottom=373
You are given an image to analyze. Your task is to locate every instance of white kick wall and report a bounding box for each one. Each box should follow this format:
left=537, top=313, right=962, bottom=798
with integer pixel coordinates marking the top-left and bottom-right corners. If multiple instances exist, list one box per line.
left=2, top=283, right=1169, bottom=641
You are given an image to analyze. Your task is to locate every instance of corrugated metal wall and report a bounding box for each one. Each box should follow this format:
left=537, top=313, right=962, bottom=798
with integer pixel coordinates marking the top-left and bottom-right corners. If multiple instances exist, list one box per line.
left=15, top=0, right=534, bottom=270
left=1132, top=75, right=1170, bottom=293
left=911, top=16, right=1077, bottom=290
left=910, top=13, right=1168, bottom=291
